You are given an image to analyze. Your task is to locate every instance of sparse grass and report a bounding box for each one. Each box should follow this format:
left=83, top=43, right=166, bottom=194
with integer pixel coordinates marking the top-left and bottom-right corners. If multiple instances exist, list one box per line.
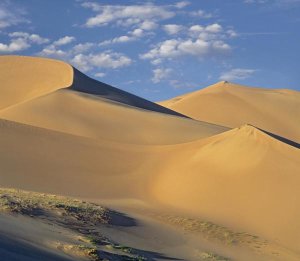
left=200, top=251, right=231, bottom=261
left=0, top=188, right=149, bottom=261
left=155, top=214, right=268, bottom=251
left=0, top=188, right=109, bottom=225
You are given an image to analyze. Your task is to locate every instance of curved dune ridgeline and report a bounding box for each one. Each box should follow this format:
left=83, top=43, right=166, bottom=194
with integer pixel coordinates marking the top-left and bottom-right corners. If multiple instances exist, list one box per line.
left=0, top=55, right=300, bottom=261
left=0, top=56, right=227, bottom=145
left=159, top=81, right=300, bottom=143
left=0, top=56, right=73, bottom=110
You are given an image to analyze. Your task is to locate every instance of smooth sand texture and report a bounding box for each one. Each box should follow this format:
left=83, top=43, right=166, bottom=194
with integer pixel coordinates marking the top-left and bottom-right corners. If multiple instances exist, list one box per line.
left=152, top=125, right=300, bottom=252
left=0, top=56, right=299, bottom=260
left=0, top=56, right=73, bottom=110
left=0, top=89, right=227, bottom=145
left=159, top=81, right=300, bottom=143
left=1, top=119, right=300, bottom=258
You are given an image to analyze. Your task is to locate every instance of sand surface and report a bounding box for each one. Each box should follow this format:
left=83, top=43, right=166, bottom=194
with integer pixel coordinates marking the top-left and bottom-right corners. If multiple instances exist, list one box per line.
left=0, top=56, right=299, bottom=261
left=159, top=81, right=300, bottom=143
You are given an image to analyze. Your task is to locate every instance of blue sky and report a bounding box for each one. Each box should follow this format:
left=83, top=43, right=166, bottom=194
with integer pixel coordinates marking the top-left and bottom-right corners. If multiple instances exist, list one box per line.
left=0, top=0, right=299, bottom=101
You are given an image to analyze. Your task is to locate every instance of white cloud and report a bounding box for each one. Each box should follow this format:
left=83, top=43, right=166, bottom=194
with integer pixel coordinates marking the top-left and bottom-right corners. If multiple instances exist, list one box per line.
left=99, top=26, right=152, bottom=46
left=0, top=32, right=49, bottom=53
left=189, top=9, right=213, bottom=18
left=53, top=36, right=75, bottom=46
left=188, top=24, right=223, bottom=39
left=244, top=0, right=268, bottom=3
left=131, top=28, right=144, bottom=37
left=71, top=51, right=132, bottom=72
left=38, top=45, right=67, bottom=58
left=82, top=2, right=175, bottom=28
left=205, top=23, right=222, bottom=33
left=0, top=1, right=28, bottom=29
left=163, top=24, right=184, bottom=35
left=0, top=38, right=29, bottom=52
left=72, top=42, right=95, bottom=54
left=169, top=79, right=198, bottom=89
left=140, top=20, right=158, bottom=30
left=244, top=0, right=300, bottom=7
left=175, top=1, right=190, bottom=9
left=219, top=68, right=256, bottom=81
left=227, top=29, right=238, bottom=37
left=38, top=36, right=76, bottom=58
left=152, top=68, right=172, bottom=83
left=9, top=32, right=49, bottom=44
left=141, top=37, right=230, bottom=61
left=94, top=72, right=106, bottom=78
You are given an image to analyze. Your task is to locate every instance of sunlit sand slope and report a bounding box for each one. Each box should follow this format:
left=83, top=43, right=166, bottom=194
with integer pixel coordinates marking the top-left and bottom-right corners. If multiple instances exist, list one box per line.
left=0, top=56, right=73, bottom=110
left=0, top=89, right=227, bottom=145
left=0, top=55, right=186, bottom=117
left=153, top=124, right=300, bottom=252
left=160, top=81, right=300, bottom=142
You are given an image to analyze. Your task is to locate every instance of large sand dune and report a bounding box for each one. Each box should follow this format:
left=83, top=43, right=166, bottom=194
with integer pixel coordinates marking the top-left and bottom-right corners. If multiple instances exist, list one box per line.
left=0, top=56, right=73, bottom=110
left=160, top=81, right=300, bottom=143
left=153, top=124, right=300, bottom=252
left=0, top=55, right=185, bottom=117
left=0, top=89, right=227, bottom=145
left=0, top=56, right=299, bottom=260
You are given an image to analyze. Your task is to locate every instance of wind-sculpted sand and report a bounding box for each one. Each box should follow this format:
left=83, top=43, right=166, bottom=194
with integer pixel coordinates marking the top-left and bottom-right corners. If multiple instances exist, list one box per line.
left=0, top=56, right=299, bottom=261
left=159, top=81, right=300, bottom=143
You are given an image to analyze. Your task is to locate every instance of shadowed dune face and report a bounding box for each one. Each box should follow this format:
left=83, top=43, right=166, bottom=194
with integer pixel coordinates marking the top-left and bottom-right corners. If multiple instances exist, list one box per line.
left=159, top=81, right=300, bottom=143
left=71, top=68, right=187, bottom=117
left=0, top=55, right=186, bottom=118
left=0, top=56, right=73, bottom=110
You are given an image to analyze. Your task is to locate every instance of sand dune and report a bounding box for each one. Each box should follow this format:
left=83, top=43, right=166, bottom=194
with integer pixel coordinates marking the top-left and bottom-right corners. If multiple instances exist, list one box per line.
left=0, top=56, right=228, bottom=145
left=0, top=56, right=73, bottom=110
left=159, top=81, right=300, bottom=142
left=153, top=124, right=300, bottom=252
left=0, top=89, right=227, bottom=145
left=0, top=56, right=299, bottom=260
left=71, top=68, right=186, bottom=117
left=0, top=55, right=185, bottom=117
left=1, top=118, right=299, bottom=257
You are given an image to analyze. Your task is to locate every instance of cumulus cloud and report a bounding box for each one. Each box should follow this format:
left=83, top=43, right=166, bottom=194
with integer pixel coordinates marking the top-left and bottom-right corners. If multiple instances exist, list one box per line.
left=219, top=68, right=256, bottom=81
left=140, top=21, right=234, bottom=65
left=53, top=36, right=76, bottom=46
left=175, top=1, right=190, bottom=9
left=141, top=26, right=230, bottom=62
left=9, top=32, right=49, bottom=44
left=38, top=36, right=77, bottom=58
left=139, top=20, right=158, bottom=30
left=72, top=42, right=95, bottom=54
left=94, top=72, right=106, bottom=78
left=0, top=1, right=28, bottom=29
left=152, top=68, right=172, bottom=83
left=189, top=23, right=223, bottom=37
left=71, top=51, right=132, bottom=72
left=38, top=45, right=67, bottom=58
left=0, top=38, right=29, bottom=52
left=99, top=25, right=154, bottom=46
left=0, top=32, right=49, bottom=53
left=189, top=9, right=213, bottom=18
left=37, top=35, right=132, bottom=74
left=163, top=24, right=184, bottom=35
left=82, top=2, right=175, bottom=28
